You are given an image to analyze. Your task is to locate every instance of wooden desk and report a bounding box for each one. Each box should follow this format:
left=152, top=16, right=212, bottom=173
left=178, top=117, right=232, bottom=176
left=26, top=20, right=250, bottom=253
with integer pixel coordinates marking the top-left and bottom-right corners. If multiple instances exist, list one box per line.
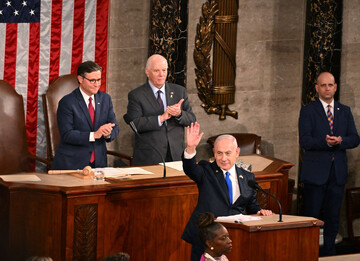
left=239, top=154, right=294, bottom=214
left=220, top=215, right=324, bottom=261
left=0, top=156, right=293, bottom=261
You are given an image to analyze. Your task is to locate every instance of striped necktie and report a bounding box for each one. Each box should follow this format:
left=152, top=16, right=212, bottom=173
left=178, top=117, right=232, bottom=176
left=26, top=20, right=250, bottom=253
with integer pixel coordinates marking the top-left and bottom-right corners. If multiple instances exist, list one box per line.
left=157, top=90, right=164, bottom=113
left=327, top=104, right=334, bottom=135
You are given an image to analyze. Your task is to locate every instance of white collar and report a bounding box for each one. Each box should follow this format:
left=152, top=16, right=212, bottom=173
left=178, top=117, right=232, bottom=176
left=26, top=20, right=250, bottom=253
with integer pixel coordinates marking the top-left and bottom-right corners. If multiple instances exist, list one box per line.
left=79, top=86, right=95, bottom=103
left=221, top=165, right=236, bottom=176
left=319, top=98, right=334, bottom=110
left=148, top=80, right=165, bottom=95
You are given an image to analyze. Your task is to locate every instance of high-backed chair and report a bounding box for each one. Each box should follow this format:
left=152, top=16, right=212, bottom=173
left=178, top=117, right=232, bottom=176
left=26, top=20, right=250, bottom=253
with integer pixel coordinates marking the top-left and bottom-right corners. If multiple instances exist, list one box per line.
left=346, top=187, right=360, bottom=246
left=42, top=74, right=133, bottom=166
left=0, top=80, right=49, bottom=173
left=207, top=133, right=261, bottom=155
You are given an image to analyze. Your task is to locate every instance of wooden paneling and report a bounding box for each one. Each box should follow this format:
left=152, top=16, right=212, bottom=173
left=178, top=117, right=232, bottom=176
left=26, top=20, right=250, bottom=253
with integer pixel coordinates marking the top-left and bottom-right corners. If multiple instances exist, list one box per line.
left=222, top=215, right=323, bottom=261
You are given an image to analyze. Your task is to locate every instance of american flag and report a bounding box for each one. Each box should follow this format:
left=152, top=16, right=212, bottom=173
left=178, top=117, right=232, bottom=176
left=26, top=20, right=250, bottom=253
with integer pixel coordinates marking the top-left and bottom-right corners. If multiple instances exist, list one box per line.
left=0, top=0, right=109, bottom=169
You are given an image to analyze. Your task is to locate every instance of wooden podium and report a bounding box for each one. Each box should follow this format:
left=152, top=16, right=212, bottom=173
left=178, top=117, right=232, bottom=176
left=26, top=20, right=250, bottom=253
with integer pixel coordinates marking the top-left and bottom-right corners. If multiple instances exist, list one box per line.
left=219, top=215, right=324, bottom=261
left=0, top=155, right=294, bottom=261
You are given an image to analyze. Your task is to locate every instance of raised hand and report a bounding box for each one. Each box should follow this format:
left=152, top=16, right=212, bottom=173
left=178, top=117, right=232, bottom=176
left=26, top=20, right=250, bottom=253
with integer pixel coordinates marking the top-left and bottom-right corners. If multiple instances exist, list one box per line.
left=185, top=122, right=204, bottom=154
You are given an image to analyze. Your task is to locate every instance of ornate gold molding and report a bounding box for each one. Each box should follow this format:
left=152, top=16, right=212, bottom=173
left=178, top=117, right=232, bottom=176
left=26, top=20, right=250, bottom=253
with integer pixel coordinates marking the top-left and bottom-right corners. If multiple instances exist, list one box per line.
left=194, top=0, right=238, bottom=120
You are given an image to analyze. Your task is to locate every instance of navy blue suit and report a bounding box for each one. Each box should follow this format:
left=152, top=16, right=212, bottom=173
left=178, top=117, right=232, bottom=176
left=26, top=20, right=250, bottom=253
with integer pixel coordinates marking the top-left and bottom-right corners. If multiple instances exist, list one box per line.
left=299, top=98, right=359, bottom=255
left=51, top=87, right=119, bottom=170
left=182, top=155, right=261, bottom=261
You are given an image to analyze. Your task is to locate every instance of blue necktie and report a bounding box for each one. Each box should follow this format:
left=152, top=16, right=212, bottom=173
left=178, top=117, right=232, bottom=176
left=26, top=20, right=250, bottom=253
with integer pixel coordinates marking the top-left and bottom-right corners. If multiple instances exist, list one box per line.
left=225, top=171, right=233, bottom=204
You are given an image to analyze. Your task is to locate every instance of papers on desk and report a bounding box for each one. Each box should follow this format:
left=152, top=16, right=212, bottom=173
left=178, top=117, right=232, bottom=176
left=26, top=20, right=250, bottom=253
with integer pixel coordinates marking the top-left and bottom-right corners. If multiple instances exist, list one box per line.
left=216, top=214, right=262, bottom=223
left=95, top=167, right=154, bottom=177
left=0, top=174, right=41, bottom=182
left=159, top=161, right=183, bottom=171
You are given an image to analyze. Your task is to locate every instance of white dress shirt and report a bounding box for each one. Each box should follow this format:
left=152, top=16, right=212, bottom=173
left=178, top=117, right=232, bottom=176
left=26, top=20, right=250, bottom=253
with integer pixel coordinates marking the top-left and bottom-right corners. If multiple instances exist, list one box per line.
left=79, top=87, right=95, bottom=142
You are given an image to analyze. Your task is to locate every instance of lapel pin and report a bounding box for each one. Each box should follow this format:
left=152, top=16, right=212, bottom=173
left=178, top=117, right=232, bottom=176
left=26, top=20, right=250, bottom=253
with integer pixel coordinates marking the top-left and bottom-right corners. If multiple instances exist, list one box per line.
left=239, top=175, right=244, bottom=179
left=170, top=92, right=174, bottom=98
left=337, top=107, right=339, bottom=110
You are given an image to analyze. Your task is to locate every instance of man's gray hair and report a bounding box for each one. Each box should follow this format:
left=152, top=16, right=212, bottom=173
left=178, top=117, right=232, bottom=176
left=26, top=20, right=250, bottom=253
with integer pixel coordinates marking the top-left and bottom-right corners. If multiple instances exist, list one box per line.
left=214, top=134, right=238, bottom=149
left=145, top=54, right=168, bottom=70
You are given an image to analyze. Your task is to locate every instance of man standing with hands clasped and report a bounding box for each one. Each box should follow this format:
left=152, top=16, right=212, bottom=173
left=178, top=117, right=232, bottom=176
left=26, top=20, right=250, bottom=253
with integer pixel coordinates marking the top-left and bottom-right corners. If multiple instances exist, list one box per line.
left=126, top=54, right=196, bottom=165
left=182, top=122, right=272, bottom=261
left=51, top=61, right=119, bottom=170
left=299, top=72, right=359, bottom=256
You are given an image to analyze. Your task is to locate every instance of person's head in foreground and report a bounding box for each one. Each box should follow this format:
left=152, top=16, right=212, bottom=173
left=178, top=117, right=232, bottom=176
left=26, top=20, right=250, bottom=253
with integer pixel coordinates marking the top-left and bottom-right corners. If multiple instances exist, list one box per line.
left=102, top=252, right=130, bottom=261
left=198, top=212, right=232, bottom=260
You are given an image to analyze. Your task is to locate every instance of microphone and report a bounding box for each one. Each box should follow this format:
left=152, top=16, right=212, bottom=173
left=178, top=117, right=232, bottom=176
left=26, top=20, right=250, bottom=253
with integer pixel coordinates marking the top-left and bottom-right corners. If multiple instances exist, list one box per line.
left=248, top=179, right=283, bottom=222
left=123, top=114, right=166, bottom=178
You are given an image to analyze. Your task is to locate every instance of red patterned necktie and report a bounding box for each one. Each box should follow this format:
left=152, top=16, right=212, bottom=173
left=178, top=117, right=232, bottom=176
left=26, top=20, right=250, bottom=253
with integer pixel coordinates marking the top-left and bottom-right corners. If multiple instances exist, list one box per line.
left=88, top=97, right=95, bottom=163
left=327, top=104, right=334, bottom=135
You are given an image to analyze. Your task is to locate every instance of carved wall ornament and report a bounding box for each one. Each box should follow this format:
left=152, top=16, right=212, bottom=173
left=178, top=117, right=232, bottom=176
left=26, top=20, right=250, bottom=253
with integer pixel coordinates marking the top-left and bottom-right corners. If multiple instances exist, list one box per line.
left=149, top=0, right=188, bottom=87
left=302, top=0, right=342, bottom=105
left=194, top=0, right=239, bottom=120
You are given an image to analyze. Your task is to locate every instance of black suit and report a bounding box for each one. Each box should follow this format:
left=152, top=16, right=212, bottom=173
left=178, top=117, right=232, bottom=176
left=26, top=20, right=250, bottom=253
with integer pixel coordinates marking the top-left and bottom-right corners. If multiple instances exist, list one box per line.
left=126, top=82, right=196, bottom=165
left=182, top=155, right=261, bottom=261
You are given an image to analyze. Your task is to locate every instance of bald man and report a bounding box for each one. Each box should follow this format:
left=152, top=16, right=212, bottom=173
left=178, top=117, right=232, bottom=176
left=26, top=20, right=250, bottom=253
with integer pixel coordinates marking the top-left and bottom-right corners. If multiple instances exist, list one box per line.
left=299, top=72, right=359, bottom=256
left=126, top=54, right=196, bottom=165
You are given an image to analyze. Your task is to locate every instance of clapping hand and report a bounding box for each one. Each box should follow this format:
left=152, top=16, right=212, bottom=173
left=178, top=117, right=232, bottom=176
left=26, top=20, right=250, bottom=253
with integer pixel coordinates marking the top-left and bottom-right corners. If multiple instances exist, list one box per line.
left=94, top=123, right=115, bottom=139
left=326, top=135, right=342, bottom=146
left=185, top=122, right=204, bottom=154
left=167, top=99, right=184, bottom=117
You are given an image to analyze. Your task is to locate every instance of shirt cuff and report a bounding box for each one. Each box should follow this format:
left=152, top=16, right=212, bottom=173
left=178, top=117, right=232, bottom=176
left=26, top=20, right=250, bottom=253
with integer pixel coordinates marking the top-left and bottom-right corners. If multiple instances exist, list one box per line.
left=90, top=132, right=95, bottom=142
left=158, top=116, right=163, bottom=126
left=184, top=149, right=196, bottom=159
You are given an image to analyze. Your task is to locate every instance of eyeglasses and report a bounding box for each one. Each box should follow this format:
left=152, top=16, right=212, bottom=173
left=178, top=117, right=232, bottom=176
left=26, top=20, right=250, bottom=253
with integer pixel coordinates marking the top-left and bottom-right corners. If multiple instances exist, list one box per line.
left=83, top=76, right=102, bottom=84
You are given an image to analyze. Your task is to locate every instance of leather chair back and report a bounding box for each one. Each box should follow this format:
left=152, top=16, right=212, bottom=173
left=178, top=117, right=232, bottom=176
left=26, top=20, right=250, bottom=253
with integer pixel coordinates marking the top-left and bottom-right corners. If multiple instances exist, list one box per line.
left=42, top=74, right=78, bottom=161
left=346, top=187, right=360, bottom=244
left=0, top=80, right=30, bottom=173
left=207, top=133, right=261, bottom=155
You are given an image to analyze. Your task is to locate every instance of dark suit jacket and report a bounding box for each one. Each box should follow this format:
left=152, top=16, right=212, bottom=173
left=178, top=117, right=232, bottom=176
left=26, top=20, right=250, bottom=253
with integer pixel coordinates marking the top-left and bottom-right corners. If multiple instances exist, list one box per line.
left=299, top=98, right=359, bottom=185
left=182, top=155, right=261, bottom=246
left=126, top=82, right=196, bottom=165
left=51, top=88, right=119, bottom=170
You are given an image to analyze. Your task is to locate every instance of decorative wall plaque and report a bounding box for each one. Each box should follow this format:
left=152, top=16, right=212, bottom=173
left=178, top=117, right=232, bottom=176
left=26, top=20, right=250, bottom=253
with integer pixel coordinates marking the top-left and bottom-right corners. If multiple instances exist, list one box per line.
left=194, top=0, right=239, bottom=120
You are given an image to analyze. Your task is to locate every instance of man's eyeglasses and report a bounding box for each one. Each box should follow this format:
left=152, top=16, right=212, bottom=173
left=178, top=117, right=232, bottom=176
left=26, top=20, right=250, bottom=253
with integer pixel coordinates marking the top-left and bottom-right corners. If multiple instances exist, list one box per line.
left=83, top=76, right=102, bottom=84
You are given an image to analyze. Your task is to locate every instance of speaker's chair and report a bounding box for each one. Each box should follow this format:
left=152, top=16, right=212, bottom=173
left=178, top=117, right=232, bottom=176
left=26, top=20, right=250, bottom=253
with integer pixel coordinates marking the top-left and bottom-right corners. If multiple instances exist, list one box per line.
left=0, top=80, right=48, bottom=173
left=207, top=133, right=261, bottom=155
left=42, top=74, right=132, bottom=166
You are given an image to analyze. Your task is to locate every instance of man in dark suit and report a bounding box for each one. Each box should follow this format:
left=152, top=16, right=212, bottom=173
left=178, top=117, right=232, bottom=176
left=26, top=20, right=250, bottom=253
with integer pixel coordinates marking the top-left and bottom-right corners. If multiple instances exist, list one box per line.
left=126, top=54, right=196, bottom=165
left=299, top=72, right=359, bottom=256
left=182, top=122, right=272, bottom=261
left=51, top=61, right=119, bottom=170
